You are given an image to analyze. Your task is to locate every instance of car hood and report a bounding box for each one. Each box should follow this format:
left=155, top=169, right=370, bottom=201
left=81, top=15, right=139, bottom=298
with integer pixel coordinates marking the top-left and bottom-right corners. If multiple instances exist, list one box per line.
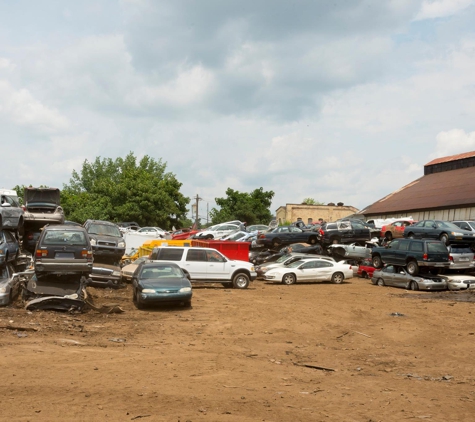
left=24, top=188, right=61, bottom=206
left=140, top=278, right=190, bottom=289
left=91, top=264, right=121, bottom=276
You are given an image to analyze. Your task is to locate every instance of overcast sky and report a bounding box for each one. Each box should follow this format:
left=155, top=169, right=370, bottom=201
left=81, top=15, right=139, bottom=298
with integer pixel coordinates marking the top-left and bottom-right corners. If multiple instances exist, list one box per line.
left=2, top=0, right=475, bottom=222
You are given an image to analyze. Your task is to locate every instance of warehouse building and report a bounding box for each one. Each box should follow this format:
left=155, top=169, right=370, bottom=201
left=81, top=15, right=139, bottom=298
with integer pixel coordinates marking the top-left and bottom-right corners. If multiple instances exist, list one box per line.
left=359, top=150, right=475, bottom=221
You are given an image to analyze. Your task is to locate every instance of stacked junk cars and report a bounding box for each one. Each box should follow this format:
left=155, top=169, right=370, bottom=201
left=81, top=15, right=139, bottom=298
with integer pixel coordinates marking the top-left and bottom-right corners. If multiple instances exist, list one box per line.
left=3, top=188, right=475, bottom=313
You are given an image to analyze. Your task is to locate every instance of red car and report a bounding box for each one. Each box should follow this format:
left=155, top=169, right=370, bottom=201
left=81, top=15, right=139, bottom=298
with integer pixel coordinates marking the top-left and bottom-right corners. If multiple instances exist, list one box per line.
left=171, top=229, right=199, bottom=240
left=380, top=219, right=416, bottom=241
left=357, top=259, right=376, bottom=279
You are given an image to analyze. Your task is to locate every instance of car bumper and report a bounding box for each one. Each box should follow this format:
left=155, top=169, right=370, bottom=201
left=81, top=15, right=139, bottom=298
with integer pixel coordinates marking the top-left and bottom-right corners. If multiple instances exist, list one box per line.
left=416, top=282, right=447, bottom=291
left=0, top=292, right=11, bottom=306
left=92, top=247, right=125, bottom=257
left=249, top=271, right=257, bottom=281
left=450, top=262, right=475, bottom=269
left=447, top=282, right=475, bottom=291
left=418, top=262, right=450, bottom=268
left=35, top=260, right=93, bottom=273
left=139, top=291, right=192, bottom=303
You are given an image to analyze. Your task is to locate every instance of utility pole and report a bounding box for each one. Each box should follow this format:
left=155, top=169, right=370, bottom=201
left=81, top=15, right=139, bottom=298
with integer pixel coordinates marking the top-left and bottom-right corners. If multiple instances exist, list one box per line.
left=194, top=194, right=202, bottom=228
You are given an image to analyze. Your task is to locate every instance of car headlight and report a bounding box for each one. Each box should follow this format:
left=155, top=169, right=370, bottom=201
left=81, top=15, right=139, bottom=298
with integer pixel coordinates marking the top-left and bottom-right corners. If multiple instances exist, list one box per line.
left=118, top=241, right=126, bottom=248
left=0, top=287, right=6, bottom=293
left=112, top=271, right=121, bottom=277
left=451, top=232, right=463, bottom=236
left=179, top=287, right=192, bottom=293
left=251, top=266, right=255, bottom=271
left=141, top=289, right=155, bottom=293
left=260, top=267, right=268, bottom=272
left=90, top=238, right=97, bottom=246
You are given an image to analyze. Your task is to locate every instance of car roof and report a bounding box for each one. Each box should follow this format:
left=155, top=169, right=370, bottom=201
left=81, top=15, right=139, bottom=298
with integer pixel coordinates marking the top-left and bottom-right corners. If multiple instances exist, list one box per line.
left=43, top=225, right=87, bottom=231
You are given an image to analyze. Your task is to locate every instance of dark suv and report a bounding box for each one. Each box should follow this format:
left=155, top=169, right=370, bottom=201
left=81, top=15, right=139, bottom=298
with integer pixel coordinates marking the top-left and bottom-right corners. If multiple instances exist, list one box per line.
left=83, top=220, right=126, bottom=265
left=319, top=220, right=372, bottom=245
left=371, top=238, right=450, bottom=275
left=34, top=225, right=93, bottom=275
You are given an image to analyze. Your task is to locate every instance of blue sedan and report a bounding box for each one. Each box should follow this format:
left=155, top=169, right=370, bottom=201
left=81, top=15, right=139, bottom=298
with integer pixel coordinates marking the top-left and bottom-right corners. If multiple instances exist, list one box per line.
left=0, top=230, right=19, bottom=265
left=132, top=262, right=192, bottom=309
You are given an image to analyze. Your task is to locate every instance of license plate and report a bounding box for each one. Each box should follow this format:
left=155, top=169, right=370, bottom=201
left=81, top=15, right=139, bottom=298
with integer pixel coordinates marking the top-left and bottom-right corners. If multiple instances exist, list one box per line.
left=459, top=258, right=469, bottom=261
left=55, top=252, right=74, bottom=259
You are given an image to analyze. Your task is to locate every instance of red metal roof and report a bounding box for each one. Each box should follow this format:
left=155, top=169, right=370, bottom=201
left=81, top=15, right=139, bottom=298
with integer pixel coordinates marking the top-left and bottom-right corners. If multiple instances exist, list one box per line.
left=425, top=150, right=475, bottom=166
left=360, top=165, right=475, bottom=215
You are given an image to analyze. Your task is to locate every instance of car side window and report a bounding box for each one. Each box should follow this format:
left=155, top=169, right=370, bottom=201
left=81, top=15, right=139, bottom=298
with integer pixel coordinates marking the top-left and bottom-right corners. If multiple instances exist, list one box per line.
left=409, top=242, right=423, bottom=252
left=186, top=249, right=207, bottom=262
left=4, top=231, right=15, bottom=242
left=389, top=240, right=399, bottom=250
left=157, top=248, right=184, bottom=261
left=207, top=250, right=225, bottom=262
left=315, top=261, right=333, bottom=268
left=385, top=265, right=395, bottom=273
left=398, top=241, right=409, bottom=251
left=301, top=261, right=316, bottom=269
left=424, top=220, right=434, bottom=228
left=352, top=221, right=364, bottom=229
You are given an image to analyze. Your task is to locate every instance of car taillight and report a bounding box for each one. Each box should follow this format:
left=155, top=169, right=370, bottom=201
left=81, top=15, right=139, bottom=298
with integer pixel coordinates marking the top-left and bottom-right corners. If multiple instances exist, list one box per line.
left=82, top=250, right=93, bottom=261
left=319, top=229, right=324, bottom=236
left=36, top=249, right=48, bottom=258
left=258, top=234, right=265, bottom=239
left=423, top=253, right=428, bottom=260
left=449, top=256, right=454, bottom=262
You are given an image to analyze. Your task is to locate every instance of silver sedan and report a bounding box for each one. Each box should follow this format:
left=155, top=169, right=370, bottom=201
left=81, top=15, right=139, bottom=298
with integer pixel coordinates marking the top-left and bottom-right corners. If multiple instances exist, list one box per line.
left=0, top=265, right=22, bottom=306
left=371, top=265, right=447, bottom=291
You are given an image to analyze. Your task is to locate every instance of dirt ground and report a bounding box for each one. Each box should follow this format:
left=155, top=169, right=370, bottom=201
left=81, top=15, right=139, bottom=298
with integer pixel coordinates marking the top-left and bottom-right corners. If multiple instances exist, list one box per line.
left=1, top=277, right=475, bottom=422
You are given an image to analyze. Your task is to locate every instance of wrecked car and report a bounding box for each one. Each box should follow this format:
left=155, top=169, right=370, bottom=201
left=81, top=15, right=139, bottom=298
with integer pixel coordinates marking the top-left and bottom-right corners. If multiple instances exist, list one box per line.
left=0, top=229, right=20, bottom=265
left=83, top=220, right=126, bottom=265
left=23, top=187, right=65, bottom=225
left=326, top=241, right=377, bottom=260
left=319, top=220, right=372, bottom=245
left=34, top=225, right=93, bottom=275
left=88, top=263, right=123, bottom=288
left=0, top=264, right=24, bottom=306
left=256, top=226, right=321, bottom=249
left=0, top=189, right=24, bottom=230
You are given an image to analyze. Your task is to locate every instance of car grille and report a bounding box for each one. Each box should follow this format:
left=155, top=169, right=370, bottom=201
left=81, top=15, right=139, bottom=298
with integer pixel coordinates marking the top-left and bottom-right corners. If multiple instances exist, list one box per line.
left=98, top=241, right=116, bottom=247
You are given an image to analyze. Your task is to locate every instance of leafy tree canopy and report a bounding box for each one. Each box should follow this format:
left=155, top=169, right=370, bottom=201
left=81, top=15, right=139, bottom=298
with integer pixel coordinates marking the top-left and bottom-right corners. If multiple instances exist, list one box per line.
left=301, top=198, right=324, bottom=205
left=61, top=153, right=189, bottom=229
left=210, top=187, right=275, bottom=226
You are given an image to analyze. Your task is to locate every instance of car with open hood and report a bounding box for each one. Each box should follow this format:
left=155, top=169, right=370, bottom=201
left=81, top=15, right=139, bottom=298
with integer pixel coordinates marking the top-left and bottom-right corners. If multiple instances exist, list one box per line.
left=23, top=187, right=64, bottom=225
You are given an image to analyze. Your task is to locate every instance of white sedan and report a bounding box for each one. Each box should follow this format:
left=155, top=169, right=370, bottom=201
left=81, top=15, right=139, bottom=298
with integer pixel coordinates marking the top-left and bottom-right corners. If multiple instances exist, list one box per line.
left=440, top=275, right=475, bottom=291
left=136, top=227, right=169, bottom=237
left=263, top=258, right=354, bottom=285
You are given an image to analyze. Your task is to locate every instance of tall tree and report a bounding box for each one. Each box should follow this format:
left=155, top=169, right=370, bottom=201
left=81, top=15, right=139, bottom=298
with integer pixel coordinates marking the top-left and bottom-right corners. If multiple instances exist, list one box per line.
left=61, top=153, right=189, bottom=229
left=210, top=188, right=275, bottom=225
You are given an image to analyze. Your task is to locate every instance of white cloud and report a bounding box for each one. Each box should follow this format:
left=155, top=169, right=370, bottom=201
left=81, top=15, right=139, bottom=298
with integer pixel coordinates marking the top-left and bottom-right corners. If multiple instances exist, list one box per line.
left=430, top=129, right=475, bottom=158
left=415, top=0, right=474, bottom=20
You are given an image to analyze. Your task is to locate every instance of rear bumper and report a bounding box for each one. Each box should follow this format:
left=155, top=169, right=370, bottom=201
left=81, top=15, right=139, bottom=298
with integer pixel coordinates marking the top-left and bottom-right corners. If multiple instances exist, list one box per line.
left=35, top=259, right=93, bottom=273
left=418, top=262, right=450, bottom=268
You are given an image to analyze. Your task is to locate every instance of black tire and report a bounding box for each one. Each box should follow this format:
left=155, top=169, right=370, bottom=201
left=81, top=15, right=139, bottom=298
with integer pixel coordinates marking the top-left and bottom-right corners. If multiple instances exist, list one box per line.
left=439, top=233, right=449, bottom=245
left=331, top=272, right=344, bottom=284
left=362, top=272, right=368, bottom=279
left=134, top=289, right=145, bottom=309
left=406, top=260, right=419, bottom=276
left=377, top=278, right=385, bottom=287
left=410, top=281, right=419, bottom=291
left=385, top=232, right=393, bottom=241
left=233, top=273, right=250, bottom=289
left=407, top=233, right=415, bottom=239
left=331, top=237, right=340, bottom=245
left=308, top=236, right=317, bottom=245
left=183, top=300, right=192, bottom=308
left=372, top=255, right=383, bottom=269
left=272, top=238, right=281, bottom=248
left=282, top=273, right=296, bottom=285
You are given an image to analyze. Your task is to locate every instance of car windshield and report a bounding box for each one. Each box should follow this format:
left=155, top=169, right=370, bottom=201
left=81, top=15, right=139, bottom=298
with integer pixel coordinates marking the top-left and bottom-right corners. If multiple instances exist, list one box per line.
left=227, top=232, right=246, bottom=241
left=287, top=260, right=307, bottom=268
left=88, top=223, right=121, bottom=237
left=43, top=230, right=87, bottom=246
left=140, top=265, right=183, bottom=279
left=427, top=242, right=449, bottom=253
left=469, top=222, right=475, bottom=230
left=436, top=221, right=465, bottom=230
left=276, top=254, right=292, bottom=263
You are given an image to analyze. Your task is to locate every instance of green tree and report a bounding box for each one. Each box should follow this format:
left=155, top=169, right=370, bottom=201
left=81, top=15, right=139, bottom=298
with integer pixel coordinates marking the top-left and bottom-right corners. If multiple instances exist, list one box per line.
left=209, top=187, right=275, bottom=225
left=302, top=198, right=324, bottom=205
left=61, top=153, right=189, bottom=229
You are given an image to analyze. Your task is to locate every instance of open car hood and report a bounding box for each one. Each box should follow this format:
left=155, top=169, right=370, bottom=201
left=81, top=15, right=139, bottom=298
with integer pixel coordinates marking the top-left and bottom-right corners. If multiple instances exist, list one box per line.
left=24, top=188, right=61, bottom=206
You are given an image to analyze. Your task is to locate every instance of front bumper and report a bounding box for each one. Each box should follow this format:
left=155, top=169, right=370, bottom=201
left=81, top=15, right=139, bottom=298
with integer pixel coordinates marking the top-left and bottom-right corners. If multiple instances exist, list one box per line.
left=417, top=282, right=447, bottom=291
left=249, top=271, right=257, bottom=281
left=92, top=246, right=125, bottom=258
left=447, top=282, right=475, bottom=291
left=140, top=291, right=192, bottom=303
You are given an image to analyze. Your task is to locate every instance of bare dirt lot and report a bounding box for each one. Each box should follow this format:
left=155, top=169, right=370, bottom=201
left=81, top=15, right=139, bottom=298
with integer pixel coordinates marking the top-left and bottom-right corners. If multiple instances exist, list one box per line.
left=1, top=278, right=475, bottom=422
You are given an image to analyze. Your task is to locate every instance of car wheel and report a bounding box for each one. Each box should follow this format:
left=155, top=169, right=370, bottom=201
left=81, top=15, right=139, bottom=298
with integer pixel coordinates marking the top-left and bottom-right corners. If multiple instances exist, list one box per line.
left=385, top=232, right=392, bottom=241
left=407, top=233, right=415, bottom=239
left=134, top=289, right=145, bottom=309
left=233, top=273, right=250, bottom=289
left=372, top=255, right=383, bottom=269
left=406, top=260, right=419, bottom=276
left=410, top=281, right=419, bottom=291
left=331, top=237, right=340, bottom=244
left=377, top=278, right=385, bottom=287
left=282, top=273, right=296, bottom=285
left=331, top=272, right=344, bottom=284
left=362, top=272, right=368, bottom=279
left=308, top=236, right=317, bottom=245
left=272, top=238, right=281, bottom=248
left=439, top=233, right=449, bottom=245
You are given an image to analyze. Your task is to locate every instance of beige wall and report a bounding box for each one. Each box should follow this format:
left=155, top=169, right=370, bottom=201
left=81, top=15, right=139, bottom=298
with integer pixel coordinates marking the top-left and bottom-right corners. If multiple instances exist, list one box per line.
left=276, top=204, right=359, bottom=224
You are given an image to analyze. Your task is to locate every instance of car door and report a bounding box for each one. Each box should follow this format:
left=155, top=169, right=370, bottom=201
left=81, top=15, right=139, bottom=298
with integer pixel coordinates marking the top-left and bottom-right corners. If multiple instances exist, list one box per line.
left=351, top=221, right=370, bottom=243
left=315, top=260, right=335, bottom=281
left=297, top=260, right=318, bottom=281
left=423, top=220, right=438, bottom=239
left=382, top=265, right=396, bottom=286
left=384, top=240, right=400, bottom=264
left=409, top=221, right=425, bottom=238
left=184, top=249, right=208, bottom=280
left=206, top=250, right=228, bottom=280
left=337, top=221, right=355, bottom=242
left=392, top=266, right=409, bottom=288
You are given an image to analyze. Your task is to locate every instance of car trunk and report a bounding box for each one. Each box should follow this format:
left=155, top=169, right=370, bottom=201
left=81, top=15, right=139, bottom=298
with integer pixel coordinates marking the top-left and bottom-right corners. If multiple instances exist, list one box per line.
left=24, top=188, right=61, bottom=210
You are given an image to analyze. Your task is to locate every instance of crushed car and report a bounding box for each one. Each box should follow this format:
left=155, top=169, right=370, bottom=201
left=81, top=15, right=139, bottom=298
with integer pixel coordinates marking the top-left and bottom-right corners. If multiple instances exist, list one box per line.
left=23, top=187, right=65, bottom=225
left=0, top=189, right=24, bottom=230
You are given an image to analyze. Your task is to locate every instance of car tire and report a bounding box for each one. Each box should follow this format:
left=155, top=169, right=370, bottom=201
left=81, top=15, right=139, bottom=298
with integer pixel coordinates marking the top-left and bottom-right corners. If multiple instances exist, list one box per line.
left=272, top=238, right=281, bottom=248
left=282, top=273, right=296, bottom=285
left=134, top=289, right=145, bottom=309
left=308, top=236, right=317, bottom=245
left=385, top=232, right=392, bottom=241
left=410, top=281, right=419, bottom=291
left=372, top=255, right=383, bottom=269
left=331, top=237, right=340, bottom=244
left=406, top=260, right=419, bottom=276
left=362, top=272, right=368, bottom=279
left=377, top=278, right=385, bottom=286
left=439, top=233, right=449, bottom=245
left=407, top=233, right=415, bottom=239
left=331, top=272, right=344, bottom=284
left=233, top=273, right=250, bottom=289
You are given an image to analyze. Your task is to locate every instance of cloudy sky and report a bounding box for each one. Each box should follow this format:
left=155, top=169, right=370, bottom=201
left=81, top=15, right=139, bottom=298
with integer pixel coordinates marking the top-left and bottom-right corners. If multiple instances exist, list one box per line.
left=2, top=0, right=475, bottom=221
